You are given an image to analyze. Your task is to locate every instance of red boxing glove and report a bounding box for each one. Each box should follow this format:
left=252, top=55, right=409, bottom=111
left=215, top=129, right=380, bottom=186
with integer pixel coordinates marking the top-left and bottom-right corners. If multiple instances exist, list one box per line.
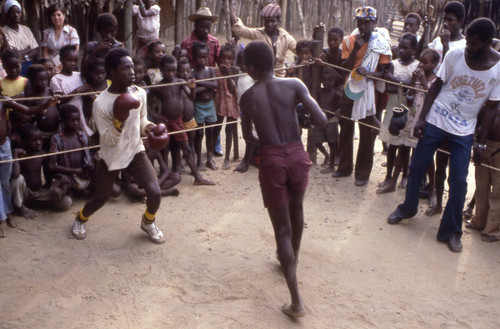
left=113, top=92, right=141, bottom=123
left=147, top=123, right=170, bottom=150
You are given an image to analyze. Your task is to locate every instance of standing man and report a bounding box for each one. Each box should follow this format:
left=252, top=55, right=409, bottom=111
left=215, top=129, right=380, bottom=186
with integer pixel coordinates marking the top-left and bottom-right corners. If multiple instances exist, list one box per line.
left=240, top=41, right=326, bottom=318
left=181, top=7, right=220, bottom=68
left=229, top=1, right=296, bottom=77
left=333, top=6, right=392, bottom=186
left=387, top=18, right=500, bottom=253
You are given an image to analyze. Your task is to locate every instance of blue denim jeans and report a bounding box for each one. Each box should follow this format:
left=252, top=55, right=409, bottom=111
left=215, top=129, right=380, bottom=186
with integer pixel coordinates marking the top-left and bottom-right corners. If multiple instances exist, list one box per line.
left=395, top=124, right=473, bottom=241
left=0, top=138, right=13, bottom=221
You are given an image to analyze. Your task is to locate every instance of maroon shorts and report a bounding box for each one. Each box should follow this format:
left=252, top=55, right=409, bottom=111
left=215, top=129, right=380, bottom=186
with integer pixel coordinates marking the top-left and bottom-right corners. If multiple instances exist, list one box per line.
left=167, top=116, right=188, bottom=142
left=258, top=141, right=312, bottom=208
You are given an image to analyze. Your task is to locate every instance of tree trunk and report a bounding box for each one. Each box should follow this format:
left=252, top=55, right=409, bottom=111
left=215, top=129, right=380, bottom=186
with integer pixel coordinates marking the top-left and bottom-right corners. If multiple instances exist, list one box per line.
left=123, top=0, right=133, bottom=51
left=175, top=0, right=185, bottom=45
left=296, top=0, right=306, bottom=38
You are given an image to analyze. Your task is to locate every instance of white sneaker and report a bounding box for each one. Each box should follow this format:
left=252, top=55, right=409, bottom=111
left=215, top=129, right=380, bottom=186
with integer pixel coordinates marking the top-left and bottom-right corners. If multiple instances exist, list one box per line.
left=72, top=216, right=87, bottom=240
left=141, top=220, right=165, bottom=244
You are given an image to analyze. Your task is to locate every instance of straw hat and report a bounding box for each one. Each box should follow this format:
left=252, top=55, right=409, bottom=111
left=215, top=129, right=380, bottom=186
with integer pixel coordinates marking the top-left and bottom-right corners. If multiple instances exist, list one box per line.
left=188, top=7, right=218, bottom=22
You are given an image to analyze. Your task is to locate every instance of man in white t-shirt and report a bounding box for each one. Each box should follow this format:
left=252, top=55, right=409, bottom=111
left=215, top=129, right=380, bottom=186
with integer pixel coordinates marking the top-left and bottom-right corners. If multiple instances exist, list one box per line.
left=387, top=18, right=500, bottom=253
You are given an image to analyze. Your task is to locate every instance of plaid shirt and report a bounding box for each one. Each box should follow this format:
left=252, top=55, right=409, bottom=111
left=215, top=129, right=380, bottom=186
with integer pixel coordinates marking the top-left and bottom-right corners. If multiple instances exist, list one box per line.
left=181, top=31, right=220, bottom=67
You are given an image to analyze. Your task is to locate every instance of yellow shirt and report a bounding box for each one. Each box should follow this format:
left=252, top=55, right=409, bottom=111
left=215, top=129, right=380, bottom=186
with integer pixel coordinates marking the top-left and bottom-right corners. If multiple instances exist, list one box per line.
left=0, top=76, right=27, bottom=97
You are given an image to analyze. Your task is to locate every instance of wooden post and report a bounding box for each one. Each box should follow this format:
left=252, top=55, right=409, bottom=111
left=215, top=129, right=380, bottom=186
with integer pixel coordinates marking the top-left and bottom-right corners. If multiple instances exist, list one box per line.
left=123, top=0, right=133, bottom=51
left=175, top=0, right=185, bottom=45
left=306, top=23, right=325, bottom=163
left=224, top=0, right=231, bottom=43
left=295, top=0, right=306, bottom=38
left=280, top=0, right=288, bottom=27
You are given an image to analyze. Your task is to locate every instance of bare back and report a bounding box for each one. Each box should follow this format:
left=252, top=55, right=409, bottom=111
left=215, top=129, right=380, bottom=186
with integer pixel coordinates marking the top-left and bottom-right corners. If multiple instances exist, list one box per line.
left=241, top=77, right=325, bottom=147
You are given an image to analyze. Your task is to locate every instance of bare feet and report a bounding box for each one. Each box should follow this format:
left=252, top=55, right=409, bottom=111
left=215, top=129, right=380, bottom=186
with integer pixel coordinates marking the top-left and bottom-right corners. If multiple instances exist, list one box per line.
left=206, top=158, right=218, bottom=171
left=428, top=193, right=437, bottom=209
left=194, top=177, right=216, bottom=186
left=378, top=179, right=389, bottom=188
left=6, top=215, right=17, bottom=228
left=481, top=234, right=499, bottom=242
left=425, top=205, right=443, bottom=216
left=320, top=167, right=335, bottom=174
left=222, top=159, right=231, bottom=170
left=463, top=207, right=474, bottom=219
left=281, top=303, right=306, bottom=318
left=235, top=160, right=249, bottom=173
left=376, top=183, right=395, bottom=194
left=197, top=163, right=206, bottom=171
left=162, top=188, right=180, bottom=196
left=17, top=206, right=38, bottom=219
left=0, top=221, right=6, bottom=238
left=399, top=177, right=408, bottom=189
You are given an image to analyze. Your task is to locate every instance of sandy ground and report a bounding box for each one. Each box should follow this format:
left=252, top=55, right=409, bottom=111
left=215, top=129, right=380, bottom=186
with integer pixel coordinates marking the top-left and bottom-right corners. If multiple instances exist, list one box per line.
left=1, top=128, right=499, bottom=329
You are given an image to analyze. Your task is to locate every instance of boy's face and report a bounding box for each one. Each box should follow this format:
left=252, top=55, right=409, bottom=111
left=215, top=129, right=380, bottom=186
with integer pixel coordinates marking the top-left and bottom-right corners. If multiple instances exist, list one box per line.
left=194, top=19, right=212, bottom=41
left=61, top=50, right=78, bottom=72
left=403, top=17, right=420, bottom=34
left=4, top=57, right=21, bottom=79
left=465, top=34, right=490, bottom=59
left=219, top=50, right=234, bottom=67
left=297, top=47, right=312, bottom=62
left=321, top=67, right=335, bottom=88
left=64, top=112, right=80, bottom=132
left=194, top=48, right=209, bottom=67
left=177, top=63, right=191, bottom=80
left=110, top=56, right=135, bottom=86
left=32, top=70, right=49, bottom=91
left=90, top=65, right=106, bottom=84
left=442, top=13, right=461, bottom=33
left=418, top=53, right=438, bottom=73
left=24, top=131, right=43, bottom=152
left=134, top=64, right=146, bottom=82
left=398, top=39, right=415, bottom=60
left=99, top=25, right=117, bottom=43
left=6, top=6, right=21, bottom=25
left=179, top=49, right=189, bottom=61
left=161, top=62, right=177, bottom=82
left=44, top=62, right=55, bottom=79
left=328, top=32, right=342, bottom=50
left=152, top=44, right=166, bottom=63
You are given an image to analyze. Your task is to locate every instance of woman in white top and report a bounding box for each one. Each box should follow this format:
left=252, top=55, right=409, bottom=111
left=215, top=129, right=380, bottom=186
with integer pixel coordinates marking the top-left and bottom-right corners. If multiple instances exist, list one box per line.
left=41, top=4, right=80, bottom=70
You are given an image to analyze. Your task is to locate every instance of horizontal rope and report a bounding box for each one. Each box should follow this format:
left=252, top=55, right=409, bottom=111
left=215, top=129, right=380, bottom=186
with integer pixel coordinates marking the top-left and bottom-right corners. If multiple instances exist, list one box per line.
left=321, top=108, right=500, bottom=172
left=0, top=120, right=239, bottom=164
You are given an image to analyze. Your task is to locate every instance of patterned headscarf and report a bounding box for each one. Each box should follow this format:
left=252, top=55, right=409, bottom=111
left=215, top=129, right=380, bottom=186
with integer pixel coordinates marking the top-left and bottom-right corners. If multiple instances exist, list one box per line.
left=260, top=4, right=281, bottom=18
left=355, top=6, right=377, bottom=21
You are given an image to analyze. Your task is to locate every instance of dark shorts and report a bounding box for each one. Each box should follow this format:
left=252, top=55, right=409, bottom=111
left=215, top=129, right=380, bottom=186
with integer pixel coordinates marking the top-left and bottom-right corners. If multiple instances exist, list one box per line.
left=167, top=116, right=188, bottom=142
left=313, top=121, right=339, bottom=144
left=258, top=141, right=312, bottom=208
left=194, top=100, right=217, bottom=124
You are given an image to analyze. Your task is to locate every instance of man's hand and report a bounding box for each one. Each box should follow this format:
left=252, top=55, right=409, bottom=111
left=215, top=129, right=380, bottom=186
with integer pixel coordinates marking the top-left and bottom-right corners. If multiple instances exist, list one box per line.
left=413, top=118, right=426, bottom=139
left=354, top=34, right=366, bottom=50
left=356, top=67, right=368, bottom=76
left=472, top=146, right=485, bottom=165
left=439, top=29, right=451, bottom=45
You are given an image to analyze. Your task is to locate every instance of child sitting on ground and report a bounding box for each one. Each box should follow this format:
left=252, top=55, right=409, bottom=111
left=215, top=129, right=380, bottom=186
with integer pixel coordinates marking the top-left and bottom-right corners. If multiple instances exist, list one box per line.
left=149, top=55, right=214, bottom=185
left=11, top=124, right=72, bottom=218
left=191, top=42, right=218, bottom=171
left=314, top=66, right=340, bottom=173
left=214, top=45, right=239, bottom=170
left=48, top=104, right=93, bottom=197
left=50, top=45, right=93, bottom=136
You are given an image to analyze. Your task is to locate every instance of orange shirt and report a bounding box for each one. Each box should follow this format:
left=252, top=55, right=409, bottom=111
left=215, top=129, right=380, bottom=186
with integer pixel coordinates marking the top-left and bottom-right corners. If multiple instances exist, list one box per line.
left=341, top=35, right=390, bottom=69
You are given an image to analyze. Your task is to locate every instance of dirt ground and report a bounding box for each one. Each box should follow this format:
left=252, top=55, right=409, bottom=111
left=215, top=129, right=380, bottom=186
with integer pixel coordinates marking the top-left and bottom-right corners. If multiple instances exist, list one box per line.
left=1, top=128, right=499, bottom=329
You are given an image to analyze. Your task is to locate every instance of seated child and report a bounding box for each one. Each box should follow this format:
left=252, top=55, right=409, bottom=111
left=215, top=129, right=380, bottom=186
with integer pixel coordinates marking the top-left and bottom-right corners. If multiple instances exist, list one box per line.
left=50, top=45, right=93, bottom=136
left=48, top=104, right=93, bottom=197
left=81, top=13, right=123, bottom=77
left=213, top=45, right=239, bottom=170
left=11, top=124, right=72, bottom=218
left=314, top=66, right=340, bottom=173
left=149, top=55, right=214, bottom=185
left=191, top=42, right=218, bottom=171
left=0, top=102, right=15, bottom=236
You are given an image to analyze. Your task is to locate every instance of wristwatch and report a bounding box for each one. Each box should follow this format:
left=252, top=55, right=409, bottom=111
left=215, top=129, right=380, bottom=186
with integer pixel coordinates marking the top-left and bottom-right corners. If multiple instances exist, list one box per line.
left=476, top=144, right=487, bottom=150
